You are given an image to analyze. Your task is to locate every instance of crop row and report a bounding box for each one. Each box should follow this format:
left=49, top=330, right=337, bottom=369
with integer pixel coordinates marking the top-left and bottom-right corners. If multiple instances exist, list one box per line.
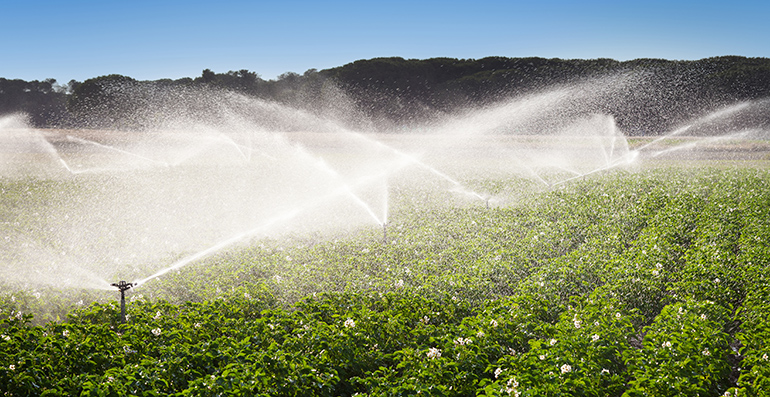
left=2, top=167, right=770, bottom=395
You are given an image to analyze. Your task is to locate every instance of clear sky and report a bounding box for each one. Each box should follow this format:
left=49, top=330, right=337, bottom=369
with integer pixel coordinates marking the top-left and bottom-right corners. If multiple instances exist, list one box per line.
left=2, top=0, right=768, bottom=84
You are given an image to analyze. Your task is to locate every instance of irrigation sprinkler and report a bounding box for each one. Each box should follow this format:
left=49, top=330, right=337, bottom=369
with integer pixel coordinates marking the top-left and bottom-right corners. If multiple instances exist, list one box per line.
left=110, top=281, right=134, bottom=324
left=382, top=222, right=390, bottom=245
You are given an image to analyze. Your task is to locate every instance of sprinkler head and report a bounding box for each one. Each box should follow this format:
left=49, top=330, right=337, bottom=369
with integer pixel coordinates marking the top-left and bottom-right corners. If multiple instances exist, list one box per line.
left=111, top=280, right=133, bottom=292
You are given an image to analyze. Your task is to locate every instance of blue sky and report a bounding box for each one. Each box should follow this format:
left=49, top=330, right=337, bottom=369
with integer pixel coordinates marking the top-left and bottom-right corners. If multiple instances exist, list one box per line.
left=2, top=0, right=768, bottom=84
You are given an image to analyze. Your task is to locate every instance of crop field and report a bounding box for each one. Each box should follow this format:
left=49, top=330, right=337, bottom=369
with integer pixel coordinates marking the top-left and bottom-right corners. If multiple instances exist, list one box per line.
left=2, top=131, right=770, bottom=396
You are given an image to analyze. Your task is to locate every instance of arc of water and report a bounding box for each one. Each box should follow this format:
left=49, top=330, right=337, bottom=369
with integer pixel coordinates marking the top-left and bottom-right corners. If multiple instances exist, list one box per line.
left=339, top=160, right=411, bottom=225
left=132, top=208, right=302, bottom=288
left=331, top=128, right=491, bottom=204
left=67, top=135, right=170, bottom=168
left=391, top=149, right=487, bottom=201
left=633, top=125, right=693, bottom=152
left=131, top=167, right=404, bottom=288
left=505, top=154, right=551, bottom=187
left=551, top=164, right=583, bottom=176
left=56, top=157, right=74, bottom=174
left=635, top=101, right=753, bottom=153
left=296, top=146, right=385, bottom=225
left=215, top=134, right=252, bottom=161
left=550, top=150, right=638, bottom=187
left=524, top=166, right=551, bottom=187
left=291, top=142, right=402, bottom=226
left=650, top=130, right=752, bottom=158
left=23, top=129, right=76, bottom=174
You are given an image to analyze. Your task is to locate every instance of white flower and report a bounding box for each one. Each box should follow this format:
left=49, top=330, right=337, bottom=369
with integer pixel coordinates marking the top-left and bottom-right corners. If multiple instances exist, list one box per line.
left=9, top=364, right=15, bottom=370
left=455, top=337, right=472, bottom=346
left=421, top=315, right=430, bottom=325
left=477, top=331, right=485, bottom=338
left=601, top=368, right=610, bottom=375
left=426, top=347, right=441, bottom=359
left=344, top=318, right=356, bottom=328
left=615, top=313, right=621, bottom=318
left=395, top=279, right=404, bottom=288
left=539, top=354, right=546, bottom=360
left=573, top=319, right=582, bottom=329
left=194, top=322, right=201, bottom=328
left=153, top=311, right=162, bottom=320
left=662, top=341, right=672, bottom=349
left=507, top=377, right=519, bottom=388
left=62, top=330, right=70, bottom=338
left=652, top=270, right=660, bottom=276
left=763, top=353, right=769, bottom=361
left=151, top=328, right=162, bottom=336
left=1, top=335, right=9, bottom=342
left=494, top=367, right=503, bottom=378
left=592, top=334, right=600, bottom=342
left=702, top=348, right=711, bottom=356
left=490, top=319, right=499, bottom=328
left=549, top=338, right=557, bottom=346
left=560, top=364, right=572, bottom=374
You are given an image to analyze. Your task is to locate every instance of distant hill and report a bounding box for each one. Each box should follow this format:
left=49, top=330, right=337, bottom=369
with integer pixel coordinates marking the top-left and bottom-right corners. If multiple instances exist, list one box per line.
left=2, top=56, right=769, bottom=134
left=319, top=56, right=770, bottom=134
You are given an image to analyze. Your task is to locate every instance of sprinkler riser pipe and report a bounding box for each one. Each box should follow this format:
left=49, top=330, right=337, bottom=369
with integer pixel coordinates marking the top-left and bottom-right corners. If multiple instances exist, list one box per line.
left=110, top=281, right=133, bottom=324
left=382, top=222, right=388, bottom=245
left=119, top=290, right=126, bottom=323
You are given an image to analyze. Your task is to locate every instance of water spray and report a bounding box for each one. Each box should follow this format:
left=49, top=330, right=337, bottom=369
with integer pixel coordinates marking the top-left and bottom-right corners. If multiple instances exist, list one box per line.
left=67, top=135, right=170, bottom=168
left=110, top=281, right=133, bottom=324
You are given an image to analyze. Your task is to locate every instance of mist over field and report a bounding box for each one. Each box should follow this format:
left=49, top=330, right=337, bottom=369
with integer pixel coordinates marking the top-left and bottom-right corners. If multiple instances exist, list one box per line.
left=2, top=56, right=770, bottom=395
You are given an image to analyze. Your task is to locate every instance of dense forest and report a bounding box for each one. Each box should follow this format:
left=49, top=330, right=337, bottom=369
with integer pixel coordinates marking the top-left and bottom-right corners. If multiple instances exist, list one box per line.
left=2, top=56, right=770, bottom=134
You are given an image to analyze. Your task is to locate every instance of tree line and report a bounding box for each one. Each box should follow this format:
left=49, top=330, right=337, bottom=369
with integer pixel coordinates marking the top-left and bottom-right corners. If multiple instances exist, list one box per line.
left=2, top=56, right=769, bottom=134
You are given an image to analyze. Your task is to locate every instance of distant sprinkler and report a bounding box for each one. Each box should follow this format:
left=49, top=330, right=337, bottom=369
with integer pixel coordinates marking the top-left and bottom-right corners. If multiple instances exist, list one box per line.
left=382, top=222, right=388, bottom=245
left=110, top=281, right=133, bottom=324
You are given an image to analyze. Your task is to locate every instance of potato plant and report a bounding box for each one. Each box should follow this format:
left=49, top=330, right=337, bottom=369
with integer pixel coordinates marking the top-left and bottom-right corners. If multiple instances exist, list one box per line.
left=2, top=167, right=770, bottom=396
